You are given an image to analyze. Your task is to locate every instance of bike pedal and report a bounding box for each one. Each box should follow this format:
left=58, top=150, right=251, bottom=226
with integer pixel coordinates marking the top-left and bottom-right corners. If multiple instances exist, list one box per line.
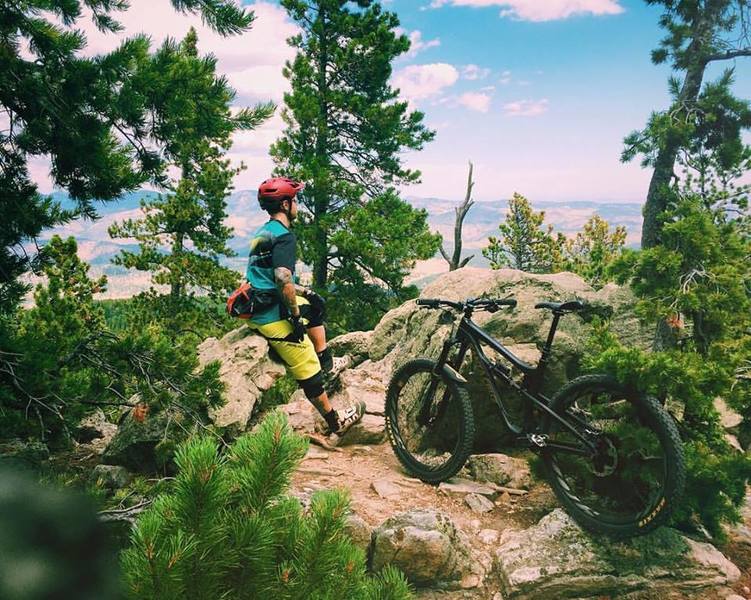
left=526, top=433, right=548, bottom=448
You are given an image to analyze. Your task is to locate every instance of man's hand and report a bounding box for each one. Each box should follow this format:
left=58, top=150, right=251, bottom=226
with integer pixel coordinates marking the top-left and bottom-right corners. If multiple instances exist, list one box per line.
left=288, top=314, right=306, bottom=343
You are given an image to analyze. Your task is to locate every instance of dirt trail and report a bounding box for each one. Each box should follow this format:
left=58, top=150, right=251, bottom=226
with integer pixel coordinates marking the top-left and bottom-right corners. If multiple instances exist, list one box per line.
left=290, top=440, right=751, bottom=600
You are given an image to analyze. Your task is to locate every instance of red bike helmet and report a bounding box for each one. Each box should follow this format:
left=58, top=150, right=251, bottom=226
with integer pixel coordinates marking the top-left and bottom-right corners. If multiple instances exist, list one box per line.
left=257, top=177, right=304, bottom=212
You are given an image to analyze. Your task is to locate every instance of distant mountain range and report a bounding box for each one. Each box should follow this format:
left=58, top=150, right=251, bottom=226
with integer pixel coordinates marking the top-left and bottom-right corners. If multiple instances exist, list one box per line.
left=40, top=190, right=643, bottom=298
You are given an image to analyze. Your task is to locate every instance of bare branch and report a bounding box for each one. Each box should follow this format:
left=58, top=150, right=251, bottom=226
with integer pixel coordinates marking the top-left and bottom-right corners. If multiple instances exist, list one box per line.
left=705, top=47, right=751, bottom=62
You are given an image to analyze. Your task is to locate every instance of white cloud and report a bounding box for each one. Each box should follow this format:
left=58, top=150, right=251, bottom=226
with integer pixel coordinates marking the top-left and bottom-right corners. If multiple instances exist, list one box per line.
left=499, top=70, right=512, bottom=84
left=70, top=1, right=297, bottom=70
left=428, top=0, right=623, bottom=21
left=231, top=111, right=285, bottom=152
left=396, top=29, right=441, bottom=58
left=30, top=1, right=298, bottom=195
left=392, top=63, right=459, bottom=102
left=462, top=64, right=491, bottom=80
left=502, top=98, right=549, bottom=117
left=229, top=65, right=290, bottom=102
left=458, top=92, right=492, bottom=113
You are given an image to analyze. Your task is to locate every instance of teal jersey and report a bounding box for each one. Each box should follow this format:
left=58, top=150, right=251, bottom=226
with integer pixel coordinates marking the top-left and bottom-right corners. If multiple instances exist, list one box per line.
left=245, top=219, right=297, bottom=325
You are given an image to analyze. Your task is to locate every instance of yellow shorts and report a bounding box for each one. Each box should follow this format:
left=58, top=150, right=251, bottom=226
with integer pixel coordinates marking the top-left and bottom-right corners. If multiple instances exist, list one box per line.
left=248, top=296, right=321, bottom=381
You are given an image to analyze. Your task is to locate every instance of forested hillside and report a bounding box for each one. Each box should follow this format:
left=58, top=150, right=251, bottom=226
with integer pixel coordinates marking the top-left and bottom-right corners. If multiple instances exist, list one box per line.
left=1, top=0, right=750, bottom=599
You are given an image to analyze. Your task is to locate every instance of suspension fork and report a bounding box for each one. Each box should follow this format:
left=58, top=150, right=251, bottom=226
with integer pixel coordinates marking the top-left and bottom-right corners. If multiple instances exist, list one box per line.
left=418, top=336, right=469, bottom=426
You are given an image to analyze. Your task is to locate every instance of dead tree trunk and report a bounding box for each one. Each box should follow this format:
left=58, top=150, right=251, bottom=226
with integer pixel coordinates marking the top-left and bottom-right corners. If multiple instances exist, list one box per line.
left=440, top=161, right=475, bottom=271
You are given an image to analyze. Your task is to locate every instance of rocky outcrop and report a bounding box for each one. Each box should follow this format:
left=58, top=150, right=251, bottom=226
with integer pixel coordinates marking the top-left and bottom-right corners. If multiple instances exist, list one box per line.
left=367, top=268, right=649, bottom=450
left=209, top=268, right=648, bottom=452
left=329, top=330, right=373, bottom=366
left=494, top=509, right=741, bottom=599
left=197, top=327, right=286, bottom=435
left=370, top=509, right=473, bottom=587
left=76, top=409, right=118, bottom=455
left=102, top=408, right=185, bottom=473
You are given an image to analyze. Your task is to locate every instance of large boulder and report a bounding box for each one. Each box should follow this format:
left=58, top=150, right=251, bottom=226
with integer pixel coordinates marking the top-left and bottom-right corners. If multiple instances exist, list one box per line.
left=198, top=327, right=287, bottom=434
left=494, top=509, right=741, bottom=599
left=368, top=268, right=650, bottom=450
left=200, top=270, right=646, bottom=452
left=466, top=453, right=532, bottom=490
left=75, top=409, right=118, bottom=456
left=102, top=408, right=185, bottom=473
left=328, top=330, right=373, bottom=367
left=370, top=509, right=472, bottom=587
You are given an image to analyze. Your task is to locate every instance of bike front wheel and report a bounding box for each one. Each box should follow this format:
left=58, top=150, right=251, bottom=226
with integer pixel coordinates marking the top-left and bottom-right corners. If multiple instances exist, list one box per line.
left=541, top=374, right=685, bottom=538
left=385, top=358, right=475, bottom=483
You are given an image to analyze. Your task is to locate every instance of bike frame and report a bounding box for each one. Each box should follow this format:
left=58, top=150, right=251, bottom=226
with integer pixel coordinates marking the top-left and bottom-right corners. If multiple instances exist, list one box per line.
left=431, top=308, right=597, bottom=457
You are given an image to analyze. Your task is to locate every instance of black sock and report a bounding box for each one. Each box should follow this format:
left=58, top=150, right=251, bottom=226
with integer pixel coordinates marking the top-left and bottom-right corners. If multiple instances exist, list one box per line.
left=317, top=347, right=333, bottom=372
left=323, top=408, right=339, bottom=432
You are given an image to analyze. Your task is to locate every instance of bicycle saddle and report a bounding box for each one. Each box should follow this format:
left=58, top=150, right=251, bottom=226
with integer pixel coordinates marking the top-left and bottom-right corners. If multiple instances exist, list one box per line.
left=534, top=300, right=586, bottom=313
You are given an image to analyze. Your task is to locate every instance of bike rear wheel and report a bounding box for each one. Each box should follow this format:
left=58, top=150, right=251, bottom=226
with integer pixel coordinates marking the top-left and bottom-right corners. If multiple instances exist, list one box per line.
left=541, top=374, right=685, bottom=538
left=385, top=358, right=474, bottom=483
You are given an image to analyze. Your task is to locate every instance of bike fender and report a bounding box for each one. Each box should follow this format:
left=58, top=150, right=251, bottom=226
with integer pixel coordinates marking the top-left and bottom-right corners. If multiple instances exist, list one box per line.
left=442, top=364, right=467, bottom=385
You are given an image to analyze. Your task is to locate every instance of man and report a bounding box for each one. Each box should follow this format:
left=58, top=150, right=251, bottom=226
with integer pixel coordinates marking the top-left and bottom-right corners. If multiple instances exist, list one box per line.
left=246, top=176, right=364, bottom=437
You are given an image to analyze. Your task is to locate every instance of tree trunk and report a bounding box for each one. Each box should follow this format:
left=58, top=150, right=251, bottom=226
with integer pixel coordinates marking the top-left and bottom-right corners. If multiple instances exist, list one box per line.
left=171, top=231, right=184, bottom=298
left=441, top=161, right=475, bottom=271
left=313, top=6, right=330, bottom=289
left=641, top=48, right=707, bottom=248
left=641, top=34, right=707, bottom=350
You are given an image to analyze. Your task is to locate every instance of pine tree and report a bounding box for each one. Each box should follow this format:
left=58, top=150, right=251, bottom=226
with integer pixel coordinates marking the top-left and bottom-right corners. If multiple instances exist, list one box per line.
left=482, top=193, right=564, bottom=273
left=563, top=214, right=626, bottom=288
left=590, top=132, right=751, bottom=536
left=0, top=236, right=223, bottom=443
left=121, top=411, right=414, bottom=599
left=0, top=0, right=255, bottom=316
left=108, top=29, right=273, bottom=304
left=270, top=0, right=441, bottom=331
left=623, top=0, right=751, bottom=249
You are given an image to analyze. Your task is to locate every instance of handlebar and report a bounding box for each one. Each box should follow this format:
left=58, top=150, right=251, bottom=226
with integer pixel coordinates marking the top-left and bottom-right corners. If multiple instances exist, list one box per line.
left=417, top=297, right=518, bottom=312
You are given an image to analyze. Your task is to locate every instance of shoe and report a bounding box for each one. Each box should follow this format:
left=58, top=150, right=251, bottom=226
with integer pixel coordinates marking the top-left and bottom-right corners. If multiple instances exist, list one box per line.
left=332, top=401, right=366, bottom=436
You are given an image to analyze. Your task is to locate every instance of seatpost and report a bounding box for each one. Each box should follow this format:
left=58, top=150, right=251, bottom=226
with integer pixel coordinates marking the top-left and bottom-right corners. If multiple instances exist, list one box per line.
left=539, top=311, right=563, bottom=367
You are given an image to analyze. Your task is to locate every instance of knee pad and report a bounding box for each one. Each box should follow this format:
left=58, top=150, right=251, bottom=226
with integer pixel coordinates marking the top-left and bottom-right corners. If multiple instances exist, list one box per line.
left=299, top=371, right=325, bottom=400
left=301, top=303, right=325, bottom=328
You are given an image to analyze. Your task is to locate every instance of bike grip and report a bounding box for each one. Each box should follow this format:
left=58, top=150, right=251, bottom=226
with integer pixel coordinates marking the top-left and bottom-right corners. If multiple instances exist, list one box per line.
left=498, top=298, right=517, bottom=308
left=416, top=298, right=440, bottom=307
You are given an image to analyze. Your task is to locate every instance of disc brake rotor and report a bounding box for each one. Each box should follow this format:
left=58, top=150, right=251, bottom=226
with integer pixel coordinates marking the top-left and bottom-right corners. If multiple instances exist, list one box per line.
left=589, top=434, right=618, bottom=477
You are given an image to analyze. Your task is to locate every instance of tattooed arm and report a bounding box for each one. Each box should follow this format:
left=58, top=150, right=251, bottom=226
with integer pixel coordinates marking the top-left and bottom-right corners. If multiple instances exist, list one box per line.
left=274, top=267, right=300, bottom=318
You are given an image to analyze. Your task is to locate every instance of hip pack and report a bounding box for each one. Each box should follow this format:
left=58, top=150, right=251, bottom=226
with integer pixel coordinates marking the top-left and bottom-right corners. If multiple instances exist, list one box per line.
left=226, top=282, right=278, bottom=319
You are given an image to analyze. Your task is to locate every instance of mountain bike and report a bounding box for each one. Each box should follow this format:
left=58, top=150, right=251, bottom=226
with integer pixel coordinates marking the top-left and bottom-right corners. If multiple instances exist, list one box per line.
left=384, top=297, right=685, bottom=538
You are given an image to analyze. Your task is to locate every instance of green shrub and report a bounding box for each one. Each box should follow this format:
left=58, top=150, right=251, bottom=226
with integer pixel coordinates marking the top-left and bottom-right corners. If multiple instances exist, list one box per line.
left=121, top=411, right=413, bottom=599
left=0, top=236, right=224, bottom=445
left=584, top=322, right=751, bottom=538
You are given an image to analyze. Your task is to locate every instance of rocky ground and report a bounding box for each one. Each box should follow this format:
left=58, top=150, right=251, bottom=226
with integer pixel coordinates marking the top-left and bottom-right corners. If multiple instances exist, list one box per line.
left=72, top=268, right=751, bottom=599
left=288, top=436, right=751, bottom=600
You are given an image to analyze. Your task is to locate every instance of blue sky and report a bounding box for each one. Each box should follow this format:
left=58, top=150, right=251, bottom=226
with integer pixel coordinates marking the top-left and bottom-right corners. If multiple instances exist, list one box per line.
left=387, top=0, right=751, bottom=202
left=30, top=0, right=751, bottom=204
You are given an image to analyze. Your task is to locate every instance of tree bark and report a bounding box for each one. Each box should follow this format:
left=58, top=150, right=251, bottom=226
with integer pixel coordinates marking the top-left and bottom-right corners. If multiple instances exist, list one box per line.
left=641, top=61, right=706, bottom=248
left=441, top=161, right=475, bottom=271
left=171, top=231, right=184, bottom=298
left=641, top=9, right=710, bottom=249
left=313, top=5, right=330, bottom=289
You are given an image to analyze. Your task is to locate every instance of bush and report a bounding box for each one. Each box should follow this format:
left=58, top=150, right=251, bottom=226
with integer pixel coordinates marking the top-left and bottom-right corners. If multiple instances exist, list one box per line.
left=0, top=236, right=224, bottom=445
left=584, top=323, right=751, bottom=538
left=121, top=411, right=413, bottom=599
left=587, top=193, right=751, bottom=538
